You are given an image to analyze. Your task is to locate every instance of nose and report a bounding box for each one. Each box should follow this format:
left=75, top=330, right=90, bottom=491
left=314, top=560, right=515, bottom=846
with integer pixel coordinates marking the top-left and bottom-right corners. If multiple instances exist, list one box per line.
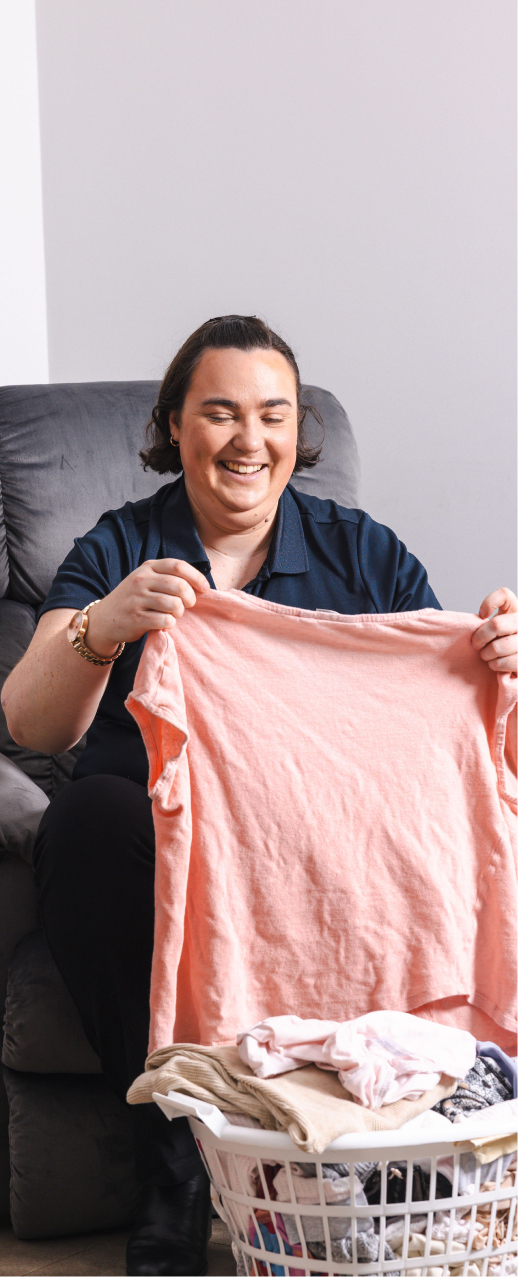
left=230, top=414, right=263, bottom=455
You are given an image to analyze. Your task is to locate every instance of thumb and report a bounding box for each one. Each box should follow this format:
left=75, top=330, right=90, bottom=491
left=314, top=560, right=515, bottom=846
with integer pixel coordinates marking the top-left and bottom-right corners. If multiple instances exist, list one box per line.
left=479, top=587, right=517, bottom=619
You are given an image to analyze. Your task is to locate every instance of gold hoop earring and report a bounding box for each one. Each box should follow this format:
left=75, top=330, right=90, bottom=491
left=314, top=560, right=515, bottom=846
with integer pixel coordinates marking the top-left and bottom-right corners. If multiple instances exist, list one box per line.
left=169, top=435, right=179, bottom=447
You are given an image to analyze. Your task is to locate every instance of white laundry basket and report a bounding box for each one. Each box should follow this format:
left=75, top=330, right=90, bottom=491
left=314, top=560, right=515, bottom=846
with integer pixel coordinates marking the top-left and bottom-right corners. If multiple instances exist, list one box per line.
left=154, top=1091, right=517, bottom=1277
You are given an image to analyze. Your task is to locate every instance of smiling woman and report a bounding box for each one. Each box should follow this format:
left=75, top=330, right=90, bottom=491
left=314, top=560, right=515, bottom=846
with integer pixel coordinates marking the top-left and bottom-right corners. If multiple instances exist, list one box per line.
left=141, top=314, right=323, bottom=476
left=1, top=313, right=516, bottom=1277
left=138, top=316, right=323, bottom=590
left=166, top=344, right=300, bottom=590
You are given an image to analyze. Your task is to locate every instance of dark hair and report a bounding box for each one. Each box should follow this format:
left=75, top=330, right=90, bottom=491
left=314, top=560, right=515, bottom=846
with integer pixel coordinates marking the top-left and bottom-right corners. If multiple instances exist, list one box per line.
left=140, top=314, right=323, bottom=475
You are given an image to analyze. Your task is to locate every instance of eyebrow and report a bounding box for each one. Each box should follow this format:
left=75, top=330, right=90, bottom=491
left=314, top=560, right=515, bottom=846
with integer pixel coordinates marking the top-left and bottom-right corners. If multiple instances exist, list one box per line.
left=201, top=397, right=292, bottom=408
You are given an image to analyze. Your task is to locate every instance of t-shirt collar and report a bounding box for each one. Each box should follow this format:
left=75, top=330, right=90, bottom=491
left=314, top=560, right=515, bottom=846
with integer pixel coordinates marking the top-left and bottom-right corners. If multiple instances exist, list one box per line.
left=160, top=475, right=309, bottom=580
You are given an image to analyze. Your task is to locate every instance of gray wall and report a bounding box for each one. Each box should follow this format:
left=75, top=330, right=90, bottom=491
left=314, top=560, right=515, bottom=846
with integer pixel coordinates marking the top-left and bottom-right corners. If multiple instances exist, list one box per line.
left=35, top=0, right=516, bottom=609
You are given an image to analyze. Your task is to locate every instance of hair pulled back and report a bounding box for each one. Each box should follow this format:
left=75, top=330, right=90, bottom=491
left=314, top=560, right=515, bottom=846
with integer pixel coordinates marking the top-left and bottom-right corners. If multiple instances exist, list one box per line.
left=140, top=314, right=323, bottom=475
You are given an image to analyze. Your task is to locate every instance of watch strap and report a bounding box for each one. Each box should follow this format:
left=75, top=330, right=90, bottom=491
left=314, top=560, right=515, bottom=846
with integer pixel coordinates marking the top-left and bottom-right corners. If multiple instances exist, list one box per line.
left=70, top=601, right=125, bottom=666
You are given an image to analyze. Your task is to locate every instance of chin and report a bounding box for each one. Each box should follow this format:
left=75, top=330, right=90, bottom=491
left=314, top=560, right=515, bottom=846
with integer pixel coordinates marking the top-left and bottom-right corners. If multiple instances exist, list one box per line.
left=221, top=494, right=269, bottom=514
left=216, top=482, right=272, bottom=508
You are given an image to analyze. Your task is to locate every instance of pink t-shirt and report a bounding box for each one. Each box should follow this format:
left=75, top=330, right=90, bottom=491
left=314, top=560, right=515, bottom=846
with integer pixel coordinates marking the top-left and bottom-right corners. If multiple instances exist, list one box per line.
left=126, top=593, right=517, bottom=1055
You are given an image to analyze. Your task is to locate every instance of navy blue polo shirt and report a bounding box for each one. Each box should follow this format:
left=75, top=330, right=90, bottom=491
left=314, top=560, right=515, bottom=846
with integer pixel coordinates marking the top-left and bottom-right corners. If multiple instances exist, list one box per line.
left=41, top=477, right=440, bottom=786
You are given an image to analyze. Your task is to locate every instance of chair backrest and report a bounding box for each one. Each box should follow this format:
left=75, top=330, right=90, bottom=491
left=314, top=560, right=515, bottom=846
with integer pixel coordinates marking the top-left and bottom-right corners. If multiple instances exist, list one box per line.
left=0, top=380, right=359, bottom=606
left=0, top=379, right=359, bottom=797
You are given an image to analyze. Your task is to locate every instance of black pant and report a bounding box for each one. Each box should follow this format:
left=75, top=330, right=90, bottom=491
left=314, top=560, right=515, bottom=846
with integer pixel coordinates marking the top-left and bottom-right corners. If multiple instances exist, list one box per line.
left=33, top=774, right=202, bottom=1186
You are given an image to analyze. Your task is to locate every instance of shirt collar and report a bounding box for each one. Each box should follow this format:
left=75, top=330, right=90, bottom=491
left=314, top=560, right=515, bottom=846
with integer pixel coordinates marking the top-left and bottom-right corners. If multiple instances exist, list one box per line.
left=257, top=483, right=309, bottom=579
left=160, top=476, right=211, bottom=573
left=159, top=475, right=309, bottom=580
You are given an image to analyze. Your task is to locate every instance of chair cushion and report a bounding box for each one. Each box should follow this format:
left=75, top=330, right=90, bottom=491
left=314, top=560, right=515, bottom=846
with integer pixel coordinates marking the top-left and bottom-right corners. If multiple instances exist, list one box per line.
left=0, top=753, right=49, bottom=864
left=3, top=1066, right=138, bottom=1238
left=2, top=929, right=101, bottom=1074
left=0, top=857, right=39, bottom=970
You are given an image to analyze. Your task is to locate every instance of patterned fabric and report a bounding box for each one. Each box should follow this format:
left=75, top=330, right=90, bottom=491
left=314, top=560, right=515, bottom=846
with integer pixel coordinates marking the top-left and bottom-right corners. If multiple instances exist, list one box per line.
left=293, top=1160, right=377, bottom=1182
left=308, top=1232, right=398, bottom=1265
left=433, top=1055, right=513, bottom=1121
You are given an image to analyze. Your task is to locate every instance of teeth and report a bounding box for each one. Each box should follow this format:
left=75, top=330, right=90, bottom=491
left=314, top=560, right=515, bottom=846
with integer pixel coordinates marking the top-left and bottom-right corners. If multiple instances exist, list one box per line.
left=224, top=461, right=264, bottom=473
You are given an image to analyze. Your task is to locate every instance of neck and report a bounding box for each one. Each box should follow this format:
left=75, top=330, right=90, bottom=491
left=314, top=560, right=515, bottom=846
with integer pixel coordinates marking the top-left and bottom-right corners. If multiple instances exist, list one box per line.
left=185, top=484, right=279, bottom=590
left=186, top=484, right=278, bottom=561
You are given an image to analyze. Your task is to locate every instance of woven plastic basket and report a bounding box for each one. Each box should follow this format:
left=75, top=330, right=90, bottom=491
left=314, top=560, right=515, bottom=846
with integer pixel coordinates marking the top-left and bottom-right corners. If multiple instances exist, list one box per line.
left=154, top=1090, right=517, bottom=1276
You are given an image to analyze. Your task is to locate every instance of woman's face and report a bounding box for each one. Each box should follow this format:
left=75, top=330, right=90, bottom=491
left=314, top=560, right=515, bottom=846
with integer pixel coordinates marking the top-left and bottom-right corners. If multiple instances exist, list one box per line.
left=170, top=346, right=298, bottom=531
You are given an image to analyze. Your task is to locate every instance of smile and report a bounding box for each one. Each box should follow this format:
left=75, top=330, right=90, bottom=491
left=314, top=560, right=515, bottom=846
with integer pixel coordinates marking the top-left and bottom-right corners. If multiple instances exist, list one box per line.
left=220, top=461, right=266, bottom=474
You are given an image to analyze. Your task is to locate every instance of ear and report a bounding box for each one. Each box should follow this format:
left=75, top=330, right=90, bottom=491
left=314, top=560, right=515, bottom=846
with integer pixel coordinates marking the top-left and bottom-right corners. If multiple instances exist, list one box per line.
left=168, top=410, right=180, bottom=442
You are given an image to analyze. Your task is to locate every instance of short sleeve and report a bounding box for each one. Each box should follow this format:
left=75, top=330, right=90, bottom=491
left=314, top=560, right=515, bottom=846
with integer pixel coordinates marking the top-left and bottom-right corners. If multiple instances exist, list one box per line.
left=357, top=513, right=441, bottom=613
left=38, top=514, right=134, bottom=619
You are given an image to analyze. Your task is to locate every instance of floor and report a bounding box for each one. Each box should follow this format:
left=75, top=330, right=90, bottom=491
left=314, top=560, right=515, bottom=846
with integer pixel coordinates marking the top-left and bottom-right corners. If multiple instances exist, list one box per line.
left=0, top=1217, right=236, bottom=1276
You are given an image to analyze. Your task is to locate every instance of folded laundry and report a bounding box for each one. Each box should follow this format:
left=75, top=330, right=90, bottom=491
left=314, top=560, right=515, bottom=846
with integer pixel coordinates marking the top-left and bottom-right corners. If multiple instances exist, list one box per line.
left=237, top=1010, right=477, bottom=1108
left=128, top=1040, right=456, bottom=1152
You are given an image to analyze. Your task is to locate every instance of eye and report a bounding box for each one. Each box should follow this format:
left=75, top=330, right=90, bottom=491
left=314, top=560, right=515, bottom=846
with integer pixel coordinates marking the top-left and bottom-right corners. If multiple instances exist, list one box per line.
left=262, top=415, right=284, bottom=424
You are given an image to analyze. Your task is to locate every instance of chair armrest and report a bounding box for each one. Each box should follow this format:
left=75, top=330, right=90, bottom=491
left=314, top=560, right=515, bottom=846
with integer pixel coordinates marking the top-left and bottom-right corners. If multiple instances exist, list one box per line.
left=0, top=753, right=49, bottom=865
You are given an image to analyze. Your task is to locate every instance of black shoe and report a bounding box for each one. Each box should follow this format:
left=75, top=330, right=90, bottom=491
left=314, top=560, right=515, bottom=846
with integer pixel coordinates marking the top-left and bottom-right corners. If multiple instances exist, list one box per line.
left=126, top=1170, right=212, bottom=1276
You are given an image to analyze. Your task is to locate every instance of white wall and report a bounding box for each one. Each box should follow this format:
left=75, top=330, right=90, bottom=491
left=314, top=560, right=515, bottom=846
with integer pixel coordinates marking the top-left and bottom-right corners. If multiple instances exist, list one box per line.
left=0, top=0, right=48, bottom=384
left=34, top=0, right=516, bottom=608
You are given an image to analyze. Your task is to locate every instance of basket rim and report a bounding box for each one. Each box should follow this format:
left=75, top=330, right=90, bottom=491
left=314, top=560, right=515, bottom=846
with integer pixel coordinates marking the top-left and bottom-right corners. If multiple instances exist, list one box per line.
left=154, top=1090, right=518, bottom=1155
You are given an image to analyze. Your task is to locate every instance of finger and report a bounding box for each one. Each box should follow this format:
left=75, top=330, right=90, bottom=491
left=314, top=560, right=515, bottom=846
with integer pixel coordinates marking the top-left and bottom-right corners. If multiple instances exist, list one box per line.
left=149, top=559, right=210, bottom=592
left=146, top=577, right=198, bottom=608
left=478, top=587, right=518, bottom=619
left=477, top=634, right=517, bottom=661
left=472, top=612, right=518, bottom=649
left=486, top=654, right=518, bottom=674
left=142, top=594, right=186, bottom=620
left=141, top=611, right=178, bottom=631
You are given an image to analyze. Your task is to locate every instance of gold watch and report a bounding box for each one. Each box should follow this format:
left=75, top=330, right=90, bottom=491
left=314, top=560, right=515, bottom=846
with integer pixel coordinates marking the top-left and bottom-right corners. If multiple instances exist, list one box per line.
left=67, top=600, right=125, bottom=666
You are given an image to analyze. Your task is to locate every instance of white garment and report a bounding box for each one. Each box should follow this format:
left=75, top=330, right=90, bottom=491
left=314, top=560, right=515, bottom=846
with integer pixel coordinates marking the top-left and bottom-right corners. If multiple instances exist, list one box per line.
left=400, top=1108, right=453, bottom=1134
left=272, top=1166, right=359, bottom=1206
left=272, top=1166, right=371, bottom=1246
left=237, top=1011, right=476, bottom=1109
left=453, top=1097, right=518, bottom=1129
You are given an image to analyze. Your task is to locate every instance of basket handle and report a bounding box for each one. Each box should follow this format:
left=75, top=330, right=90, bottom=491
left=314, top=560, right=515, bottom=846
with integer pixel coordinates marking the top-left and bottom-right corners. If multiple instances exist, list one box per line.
left=152, top=1089, right=229, bottom=1137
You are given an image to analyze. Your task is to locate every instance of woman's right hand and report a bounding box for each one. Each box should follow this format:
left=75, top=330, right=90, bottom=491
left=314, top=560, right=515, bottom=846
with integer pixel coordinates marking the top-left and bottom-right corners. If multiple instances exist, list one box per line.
left=87, top=559, right=211, bottom=655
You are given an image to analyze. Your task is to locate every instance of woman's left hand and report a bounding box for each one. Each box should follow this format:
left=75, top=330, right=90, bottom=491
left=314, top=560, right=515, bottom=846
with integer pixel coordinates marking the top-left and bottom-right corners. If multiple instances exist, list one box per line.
left=472, top=587, right=518, bottom=674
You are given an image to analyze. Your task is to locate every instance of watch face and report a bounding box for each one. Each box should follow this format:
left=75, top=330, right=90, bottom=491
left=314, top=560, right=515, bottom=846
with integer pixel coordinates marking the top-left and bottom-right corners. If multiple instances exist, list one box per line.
left=67, top=610, right=85, bottom=642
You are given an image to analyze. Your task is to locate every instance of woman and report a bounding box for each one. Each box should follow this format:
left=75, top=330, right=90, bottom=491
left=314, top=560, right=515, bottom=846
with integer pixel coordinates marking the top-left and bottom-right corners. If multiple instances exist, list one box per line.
left=2, top=315, right=516, bottom=1277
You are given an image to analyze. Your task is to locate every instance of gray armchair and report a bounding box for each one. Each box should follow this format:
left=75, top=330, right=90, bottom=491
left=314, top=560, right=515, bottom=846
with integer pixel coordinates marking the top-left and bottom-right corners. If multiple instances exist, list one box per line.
left=0, top=379, right=359, bottom=1238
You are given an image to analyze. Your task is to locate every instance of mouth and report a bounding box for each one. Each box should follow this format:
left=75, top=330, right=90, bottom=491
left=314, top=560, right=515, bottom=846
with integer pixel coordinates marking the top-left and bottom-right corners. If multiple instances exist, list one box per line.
left=219, top=460, right=267, bottom=475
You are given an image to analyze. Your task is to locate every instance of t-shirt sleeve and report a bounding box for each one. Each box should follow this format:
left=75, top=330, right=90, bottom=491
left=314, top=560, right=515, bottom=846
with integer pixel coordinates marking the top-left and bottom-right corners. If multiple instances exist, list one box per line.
left=38, top=514, right=133, bottom=620
left=356, top=512, right=441, bottom=612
